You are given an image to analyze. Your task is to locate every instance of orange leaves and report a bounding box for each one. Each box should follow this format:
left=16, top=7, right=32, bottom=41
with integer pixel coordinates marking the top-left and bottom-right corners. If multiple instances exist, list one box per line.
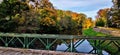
left=97, top=8, right=109, bottom=18
left=71, top=13, right=79, bottom=20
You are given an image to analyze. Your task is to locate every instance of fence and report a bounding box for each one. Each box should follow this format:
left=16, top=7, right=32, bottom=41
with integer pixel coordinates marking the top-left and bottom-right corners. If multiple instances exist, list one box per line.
left=0, top=33, right=120, bottom=55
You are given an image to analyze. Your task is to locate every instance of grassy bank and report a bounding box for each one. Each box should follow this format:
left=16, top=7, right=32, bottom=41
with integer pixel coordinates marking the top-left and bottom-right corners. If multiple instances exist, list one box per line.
left=83, top=28, right=120, bottom=55
left=83, top=28, right=108, bottom=36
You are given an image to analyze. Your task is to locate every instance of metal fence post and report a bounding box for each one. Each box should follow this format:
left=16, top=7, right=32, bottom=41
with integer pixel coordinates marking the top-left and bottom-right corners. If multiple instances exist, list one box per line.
left=70, top=39, right=73, bottom=52
left=5, top=37, right=8, bottom=47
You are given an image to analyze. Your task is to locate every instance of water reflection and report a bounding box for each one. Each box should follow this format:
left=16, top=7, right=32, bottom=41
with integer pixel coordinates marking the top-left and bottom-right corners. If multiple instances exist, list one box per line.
left=75, top=40, right=93, bottom=53
left=56, top=39, right=109, bottom=55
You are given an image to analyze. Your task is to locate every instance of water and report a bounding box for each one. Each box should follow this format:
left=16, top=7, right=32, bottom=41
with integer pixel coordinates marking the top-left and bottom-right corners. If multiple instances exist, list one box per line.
left=56, top=39, right=109, bottom=55
left=75, top=40, right=93, bottom=53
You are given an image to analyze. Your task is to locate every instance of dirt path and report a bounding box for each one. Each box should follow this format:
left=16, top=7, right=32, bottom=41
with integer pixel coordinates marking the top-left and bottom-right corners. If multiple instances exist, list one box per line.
left=93, top=27, right=120, bottom=37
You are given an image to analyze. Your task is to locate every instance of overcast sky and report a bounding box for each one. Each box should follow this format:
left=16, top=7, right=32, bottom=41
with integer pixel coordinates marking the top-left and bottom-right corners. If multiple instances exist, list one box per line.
left=0, top=0, right=3, bottom=4
left=49, top=0, right=113, bottom=20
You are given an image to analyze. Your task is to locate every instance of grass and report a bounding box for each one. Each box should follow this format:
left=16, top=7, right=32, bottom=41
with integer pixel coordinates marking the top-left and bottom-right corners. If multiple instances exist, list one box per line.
left=83, top=28, right=119, bottom=54
left=83, top=28, right=108, bottom=36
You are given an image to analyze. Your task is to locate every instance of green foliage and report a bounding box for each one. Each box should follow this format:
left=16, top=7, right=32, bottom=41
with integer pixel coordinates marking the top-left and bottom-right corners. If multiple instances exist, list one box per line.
left=0, top=19, right=18, bottom=32
left=0, top=0, right=31, bottom=32
left=0, top=0, right=29, bottom=18
left=96, top=18, right=105, bottom=27
left=56, top=10, right=86, bottom=35
left=58, top=15, right=76, bottom=34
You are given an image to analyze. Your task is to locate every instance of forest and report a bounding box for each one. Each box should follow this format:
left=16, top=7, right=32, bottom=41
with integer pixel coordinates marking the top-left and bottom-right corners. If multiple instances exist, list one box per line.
left=95, top=0, right=120, bottom=28
left=0, top=0, right=119, bottom=35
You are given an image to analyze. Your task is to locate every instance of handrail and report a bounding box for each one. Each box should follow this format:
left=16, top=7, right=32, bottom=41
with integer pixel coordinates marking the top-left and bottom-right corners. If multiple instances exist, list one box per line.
left=0, top=32, right=120, bottom=40
left=0, top=32, right=119, bottom=54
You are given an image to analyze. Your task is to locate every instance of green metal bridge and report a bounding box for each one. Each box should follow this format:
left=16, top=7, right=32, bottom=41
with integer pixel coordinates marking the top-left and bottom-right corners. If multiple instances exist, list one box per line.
left=0, top=33, right=120, bottom=55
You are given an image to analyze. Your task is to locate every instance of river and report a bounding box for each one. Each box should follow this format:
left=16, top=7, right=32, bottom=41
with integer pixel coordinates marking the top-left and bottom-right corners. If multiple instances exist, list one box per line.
left=56, top=39, right=109, bottom=55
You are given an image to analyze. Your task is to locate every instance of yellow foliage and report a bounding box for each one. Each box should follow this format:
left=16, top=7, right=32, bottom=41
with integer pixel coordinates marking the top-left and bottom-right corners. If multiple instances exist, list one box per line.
left=18, top=17, right=25, bottom=24
left=83, top=18, right=93, bottom=29
left=40, top=17, right=56, bottom=26
left=56, top=17, right=61, bottom=21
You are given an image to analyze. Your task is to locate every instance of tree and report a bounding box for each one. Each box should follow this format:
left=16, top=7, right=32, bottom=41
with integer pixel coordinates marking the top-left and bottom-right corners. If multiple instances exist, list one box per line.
left=12, top=10, right=40, bottom=33
left=108, top=0, right=120, bottom=28
left=40, top=0, right=54, bottom=9
left=0, top=0, right=29, bottom=32
left=0, top=0, right=29, bottom=19
left=0, top=0, right=89, bottom=35
left=58, top=15, right=76, bottom=34
left=95, top=8, right=110, bottom=27
left=83, top=17, right=93, bottom=29
left=37, top=8, right=57, bottom=34
left=56, top=10, right=87, bottom=35
left=96, top=18, right=105, bottom=27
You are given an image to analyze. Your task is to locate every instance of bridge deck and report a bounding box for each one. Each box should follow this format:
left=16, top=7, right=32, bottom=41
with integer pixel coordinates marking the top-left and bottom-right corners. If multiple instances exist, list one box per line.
left=0, top=47, right=94, bottom=55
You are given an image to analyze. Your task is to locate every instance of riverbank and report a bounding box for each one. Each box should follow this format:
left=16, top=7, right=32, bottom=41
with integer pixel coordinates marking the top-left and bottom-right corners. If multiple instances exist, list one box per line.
left=83, top=28, right=120, bottom=55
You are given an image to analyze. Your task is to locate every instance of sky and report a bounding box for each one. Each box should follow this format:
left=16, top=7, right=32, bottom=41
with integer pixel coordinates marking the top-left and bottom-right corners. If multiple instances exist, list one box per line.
left=0, top=0, right=3, bottom=4
left=49, top=0, right=113, bottom=20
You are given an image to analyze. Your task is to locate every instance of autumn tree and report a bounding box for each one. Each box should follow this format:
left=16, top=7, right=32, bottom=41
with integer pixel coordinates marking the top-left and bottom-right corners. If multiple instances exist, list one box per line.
left=35, top=0, right=58, bottom=34
left=56, top=10, right=87, bottom=35
left=0, top=0, right=90, bottom=35
left=83, top=17, right=93, bottom=29
left=73, top=13, right=86, bottom=35
left=95, top=8, right=110, bottom=27
left=12, top=0, right=58, bottom=33
left=38, top=9, right=58, bottom=34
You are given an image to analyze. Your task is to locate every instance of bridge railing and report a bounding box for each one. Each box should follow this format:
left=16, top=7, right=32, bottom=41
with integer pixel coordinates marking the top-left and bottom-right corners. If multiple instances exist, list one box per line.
left=0, top=33, right=120, bottom=55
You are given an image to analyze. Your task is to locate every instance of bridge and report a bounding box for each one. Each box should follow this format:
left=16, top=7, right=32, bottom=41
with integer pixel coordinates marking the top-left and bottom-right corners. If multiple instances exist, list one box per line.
left=0, top=33, right=120, bottom=55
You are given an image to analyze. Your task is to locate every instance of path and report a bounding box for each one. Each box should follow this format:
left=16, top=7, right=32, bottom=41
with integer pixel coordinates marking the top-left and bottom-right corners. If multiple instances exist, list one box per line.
left=93, top=27, right=120, bottom=37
